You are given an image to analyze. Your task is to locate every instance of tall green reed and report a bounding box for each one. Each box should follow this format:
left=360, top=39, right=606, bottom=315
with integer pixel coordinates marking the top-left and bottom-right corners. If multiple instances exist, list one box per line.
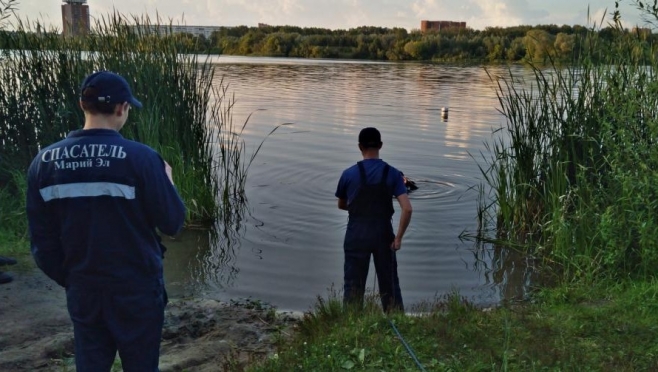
left=474, top=12, right=658, bottom=282
left=0, top=13, right=256, bottom=228
left=0, top=170, right=28, bottom=238
left=0, top=0, right=17, bottom=29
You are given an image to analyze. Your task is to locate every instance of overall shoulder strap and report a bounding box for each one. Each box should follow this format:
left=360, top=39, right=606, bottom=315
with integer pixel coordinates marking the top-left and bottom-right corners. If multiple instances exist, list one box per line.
left=357, top=161, right=367, bottom=185
left=380, top=164, right=390, bottom=185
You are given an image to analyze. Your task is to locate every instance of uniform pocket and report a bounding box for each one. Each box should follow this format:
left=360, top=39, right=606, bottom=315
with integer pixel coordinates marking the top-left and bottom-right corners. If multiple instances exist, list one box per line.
left=66, top=287, right=103, bottom=325
left=112, top=286, right=165, bottom=322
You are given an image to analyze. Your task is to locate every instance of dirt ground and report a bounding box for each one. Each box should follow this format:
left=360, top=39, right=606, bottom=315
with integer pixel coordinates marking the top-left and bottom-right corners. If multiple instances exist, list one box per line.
left=0, top=270, right=301, bottom=372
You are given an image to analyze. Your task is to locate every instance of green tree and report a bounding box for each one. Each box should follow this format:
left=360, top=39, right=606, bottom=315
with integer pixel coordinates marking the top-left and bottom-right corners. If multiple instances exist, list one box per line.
left=238, top=29, right=265, bottom=55
left=483, top=35, right=507, bottom=61
left=554, top=32, right=577, bottom=59
left=403, top=40, right=424, bottom=59
left=506, top=37, right=526, bottom=60
left=524, top=29, right=556, bottom=61
left=193, top=21, right=638, bottom=62
left=261, top=32, right=299, bottom=56
left=385, top=39, right=409, bottom=60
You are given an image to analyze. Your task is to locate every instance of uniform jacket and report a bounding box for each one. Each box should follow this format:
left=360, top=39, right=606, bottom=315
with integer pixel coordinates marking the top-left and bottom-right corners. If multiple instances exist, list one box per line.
left=26, top=129, right=186, bottom=289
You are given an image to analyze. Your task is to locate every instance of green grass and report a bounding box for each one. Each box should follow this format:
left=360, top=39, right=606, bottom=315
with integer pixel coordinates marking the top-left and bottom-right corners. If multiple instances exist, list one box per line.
left=0, top=169, right=30, bottom=263
left=4, top=4, right=658, bottom=372
left=0, top=232, right=29, bottom=268
left=52, top=355, right=123, bottom=372
left=247, top=282, right=658, bottom=371
left=248, top=6, right=658, bottom=371
left=468, top=6, right=658, bottom=283
left=3, top=223, right=657, bottom=372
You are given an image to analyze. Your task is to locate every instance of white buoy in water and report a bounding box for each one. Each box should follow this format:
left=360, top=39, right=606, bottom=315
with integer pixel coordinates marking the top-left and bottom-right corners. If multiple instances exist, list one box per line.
left=441, top=107, right=449, bottom=120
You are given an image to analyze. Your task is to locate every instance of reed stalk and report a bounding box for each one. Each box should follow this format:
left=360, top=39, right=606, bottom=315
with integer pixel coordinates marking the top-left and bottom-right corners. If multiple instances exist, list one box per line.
left=475, top=13, right=658, bottom=281
left=0, top=12, right=257, bottom=229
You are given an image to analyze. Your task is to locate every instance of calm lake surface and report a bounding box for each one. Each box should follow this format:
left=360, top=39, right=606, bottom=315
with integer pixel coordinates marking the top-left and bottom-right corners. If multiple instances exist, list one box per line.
left=164, top=56, right=534, bottom=312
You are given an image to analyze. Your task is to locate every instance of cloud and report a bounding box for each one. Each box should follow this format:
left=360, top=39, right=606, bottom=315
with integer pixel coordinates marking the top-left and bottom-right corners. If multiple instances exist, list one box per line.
left=411, top=0, right=440, bottom=18
left=9, top=0, right=649, bottom=31
left=469, top=0, right=550, bottom=28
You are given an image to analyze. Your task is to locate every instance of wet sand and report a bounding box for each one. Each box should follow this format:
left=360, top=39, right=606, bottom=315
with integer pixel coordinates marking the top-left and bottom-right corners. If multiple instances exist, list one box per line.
left=0, top=270, right=299, bottom=371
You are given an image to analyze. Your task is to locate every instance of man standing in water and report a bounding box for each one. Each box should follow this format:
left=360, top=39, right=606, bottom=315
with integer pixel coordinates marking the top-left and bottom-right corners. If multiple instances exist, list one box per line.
left=26, top=71, right=186, bottom=371
left=335, top=127, right=412, bottom=312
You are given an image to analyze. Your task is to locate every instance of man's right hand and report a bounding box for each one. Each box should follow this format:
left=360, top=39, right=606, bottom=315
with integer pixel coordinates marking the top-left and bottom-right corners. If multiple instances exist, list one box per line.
left=390, top=237, right=402, bottom=251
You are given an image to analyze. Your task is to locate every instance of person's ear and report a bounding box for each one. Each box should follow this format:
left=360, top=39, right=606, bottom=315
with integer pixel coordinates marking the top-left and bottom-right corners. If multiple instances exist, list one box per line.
left=116, top=102, right=128, bottom=116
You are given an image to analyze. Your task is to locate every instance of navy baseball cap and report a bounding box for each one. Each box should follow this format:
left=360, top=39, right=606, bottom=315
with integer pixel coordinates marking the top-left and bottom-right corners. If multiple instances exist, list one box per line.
left=79, top=71, right=143, bottom=108
left=358, top=127, right=382, bottom=147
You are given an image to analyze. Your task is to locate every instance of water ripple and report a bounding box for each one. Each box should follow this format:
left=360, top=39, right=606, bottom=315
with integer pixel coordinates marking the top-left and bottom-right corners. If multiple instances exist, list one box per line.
left=163, top=59, right=533, bottom=311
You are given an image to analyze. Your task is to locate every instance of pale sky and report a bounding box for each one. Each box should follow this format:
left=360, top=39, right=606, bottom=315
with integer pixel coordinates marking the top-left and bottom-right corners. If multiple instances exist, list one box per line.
left=11, top=1, right=650, bottom=31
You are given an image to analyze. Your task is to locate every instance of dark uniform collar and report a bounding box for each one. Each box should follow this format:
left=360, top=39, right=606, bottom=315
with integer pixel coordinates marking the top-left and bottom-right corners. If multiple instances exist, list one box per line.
left=67, top=129, right=124, bottom=138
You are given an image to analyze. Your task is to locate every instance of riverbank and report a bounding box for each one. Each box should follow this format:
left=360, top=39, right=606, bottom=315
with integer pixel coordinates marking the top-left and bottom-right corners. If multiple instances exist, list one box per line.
left=0, top=267, right=300, bottom=372
left=252, top=279, right=658, bottom=371
left=2, top=236, right=658, bottom=371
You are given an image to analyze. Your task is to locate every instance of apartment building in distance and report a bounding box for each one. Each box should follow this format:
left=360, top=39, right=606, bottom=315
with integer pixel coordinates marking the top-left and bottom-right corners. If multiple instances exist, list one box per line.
left=632, top=26, right=652, bottom=39
left=61, top=0, right=90, bottom=36
left=129, top=25, right=224, bottom=39
left=421, top=20, right=467, bottom=32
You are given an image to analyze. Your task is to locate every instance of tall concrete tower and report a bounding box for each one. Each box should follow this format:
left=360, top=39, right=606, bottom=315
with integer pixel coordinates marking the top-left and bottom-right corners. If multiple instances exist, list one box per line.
left=61, top=0, right=90, bottom=36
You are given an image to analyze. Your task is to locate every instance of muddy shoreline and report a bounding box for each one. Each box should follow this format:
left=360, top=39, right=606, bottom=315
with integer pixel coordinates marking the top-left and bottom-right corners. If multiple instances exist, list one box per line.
left=0, top=270, right=300, bottom=371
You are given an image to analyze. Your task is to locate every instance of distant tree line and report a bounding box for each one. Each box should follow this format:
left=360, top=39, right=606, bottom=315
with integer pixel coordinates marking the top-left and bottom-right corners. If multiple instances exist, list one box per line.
left=2, top=23, right=656, bottom=63
left=183, top=24, right=658, bottom=62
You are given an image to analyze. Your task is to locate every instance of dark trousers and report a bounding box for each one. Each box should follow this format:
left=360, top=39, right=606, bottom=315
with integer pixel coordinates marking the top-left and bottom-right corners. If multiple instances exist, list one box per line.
left=65, top=282, right=166, bottom=372
left=343, top=220, right=404, bottom=312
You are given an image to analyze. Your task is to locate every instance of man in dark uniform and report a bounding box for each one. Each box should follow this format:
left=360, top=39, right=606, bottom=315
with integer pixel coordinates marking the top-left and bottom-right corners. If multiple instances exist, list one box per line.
left=335, top=127, right=413, bottom=312
left=26, top=71, right=186, bottom=372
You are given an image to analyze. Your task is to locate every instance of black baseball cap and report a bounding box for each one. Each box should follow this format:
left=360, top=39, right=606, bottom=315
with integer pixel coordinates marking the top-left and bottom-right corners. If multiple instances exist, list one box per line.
left=358, top=127, right=382, bottom=148
left=80, top=71, right=143, bottom=108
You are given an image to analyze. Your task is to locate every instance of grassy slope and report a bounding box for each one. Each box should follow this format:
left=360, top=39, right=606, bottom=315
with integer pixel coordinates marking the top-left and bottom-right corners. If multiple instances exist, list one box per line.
left=250, top=282, right=658, bottom=371
left=0, top=232, right=29, bottom=265
left=5, top=223, right=656, bottom=372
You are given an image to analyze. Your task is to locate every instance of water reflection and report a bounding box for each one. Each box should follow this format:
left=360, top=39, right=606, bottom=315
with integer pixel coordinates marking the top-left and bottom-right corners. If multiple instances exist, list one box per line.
left=163, top=197, right=248, bottom=298
left=157, top=58, right=540, bottom=311
left=471, top=242, right=538, bottom=303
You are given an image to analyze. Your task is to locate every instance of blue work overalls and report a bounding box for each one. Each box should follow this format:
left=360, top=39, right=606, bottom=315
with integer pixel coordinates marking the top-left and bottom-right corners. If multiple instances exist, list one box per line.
left=344, top=161, right=404, bottom=312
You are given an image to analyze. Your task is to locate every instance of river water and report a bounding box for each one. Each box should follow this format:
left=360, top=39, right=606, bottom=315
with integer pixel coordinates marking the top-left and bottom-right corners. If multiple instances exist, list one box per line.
left=163, top=56, right=534, bottom=312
